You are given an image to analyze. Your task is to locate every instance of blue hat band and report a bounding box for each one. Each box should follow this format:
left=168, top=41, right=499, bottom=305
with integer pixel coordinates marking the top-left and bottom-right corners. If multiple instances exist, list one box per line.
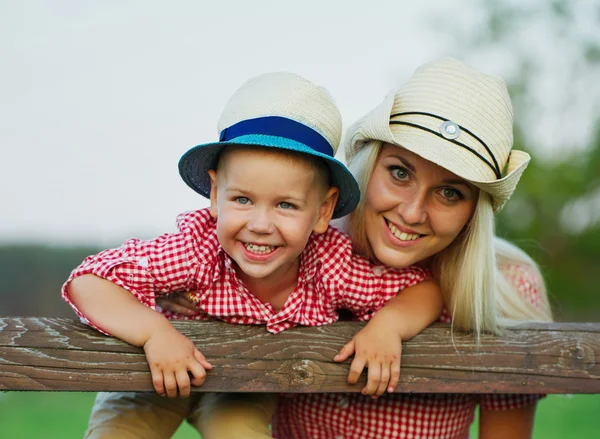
left=219, top=116, right=334, bottom=157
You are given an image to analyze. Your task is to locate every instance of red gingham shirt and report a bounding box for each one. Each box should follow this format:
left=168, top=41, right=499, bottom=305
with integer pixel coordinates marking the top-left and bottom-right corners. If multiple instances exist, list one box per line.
left=272, top=263, right=547, bottom=439
left=62, top=209, right=426, bottom=335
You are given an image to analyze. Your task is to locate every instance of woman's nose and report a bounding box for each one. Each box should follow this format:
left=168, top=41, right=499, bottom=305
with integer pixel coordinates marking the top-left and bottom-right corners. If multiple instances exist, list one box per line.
left=247, top=208, right=275, bottom=234
left=397, top=194, right=428, bottom=225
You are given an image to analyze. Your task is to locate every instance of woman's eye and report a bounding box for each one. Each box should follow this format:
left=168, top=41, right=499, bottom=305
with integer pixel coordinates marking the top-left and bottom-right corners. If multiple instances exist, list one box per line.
left=441, top=188, right=462, bottom=201
left=278, top=202, right=294, bottom=209
left=391, top=166, right=409, bottom=181
left=236, top=197, right=250, bottom=205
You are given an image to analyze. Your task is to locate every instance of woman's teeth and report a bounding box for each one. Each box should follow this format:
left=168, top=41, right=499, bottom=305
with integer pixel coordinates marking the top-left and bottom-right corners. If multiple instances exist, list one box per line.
left=386, top=221, right=420, bottom=241
left=244, top=243, right=275, bottom=254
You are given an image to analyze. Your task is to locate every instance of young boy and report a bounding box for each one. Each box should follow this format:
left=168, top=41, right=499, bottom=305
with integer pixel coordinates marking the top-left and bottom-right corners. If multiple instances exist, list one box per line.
left=63, top=72, right=442, bottom=439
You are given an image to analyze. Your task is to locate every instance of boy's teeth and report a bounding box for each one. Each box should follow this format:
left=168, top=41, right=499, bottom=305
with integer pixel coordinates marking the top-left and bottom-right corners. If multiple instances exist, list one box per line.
left=245, top=243, right=275, bottom=254
left=386, top=221, right=420, bottom=241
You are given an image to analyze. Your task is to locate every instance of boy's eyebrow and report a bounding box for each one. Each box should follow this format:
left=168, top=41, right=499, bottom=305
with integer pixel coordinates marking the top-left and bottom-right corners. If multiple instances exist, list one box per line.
left=224, top=187, right=307, bottom=204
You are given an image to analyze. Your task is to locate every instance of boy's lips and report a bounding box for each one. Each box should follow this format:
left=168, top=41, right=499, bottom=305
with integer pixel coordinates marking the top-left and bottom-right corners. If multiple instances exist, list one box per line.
left=239, top=241, right=280, bottom=261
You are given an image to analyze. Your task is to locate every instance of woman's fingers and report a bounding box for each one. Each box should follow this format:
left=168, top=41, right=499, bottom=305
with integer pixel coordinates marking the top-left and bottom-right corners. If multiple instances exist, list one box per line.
left=374, top=363, right=390, bottom=397
left=388, top=357, right=401, bottom=393
left=362, top=361, right=382, bottom=396
left=347, top=355, right=367, bottom=385
left=334, top=340, right=356, bottom=362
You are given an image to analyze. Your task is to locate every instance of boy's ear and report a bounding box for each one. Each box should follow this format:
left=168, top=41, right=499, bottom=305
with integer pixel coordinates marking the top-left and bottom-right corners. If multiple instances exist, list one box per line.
left=313, top=187, right=339, bottom=234
left=208, top=170, right=218, bottom=219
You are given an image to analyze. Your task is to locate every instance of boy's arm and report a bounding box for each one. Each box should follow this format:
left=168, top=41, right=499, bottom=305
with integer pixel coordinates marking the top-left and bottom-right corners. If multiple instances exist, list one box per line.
left=335, top=279, right=442, bottom=397
left=68, top=274, right=212, bottom=398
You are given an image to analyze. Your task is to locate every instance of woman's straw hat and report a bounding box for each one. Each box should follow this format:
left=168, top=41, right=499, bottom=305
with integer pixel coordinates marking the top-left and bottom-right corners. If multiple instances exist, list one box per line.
left=179, top=72, right=360, bottom=218
left=347, top=58, right=529, bottom=212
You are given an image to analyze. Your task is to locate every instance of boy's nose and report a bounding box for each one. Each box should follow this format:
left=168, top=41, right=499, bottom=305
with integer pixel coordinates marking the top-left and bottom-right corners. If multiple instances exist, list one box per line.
left=247, top=209, right=275, bottom=234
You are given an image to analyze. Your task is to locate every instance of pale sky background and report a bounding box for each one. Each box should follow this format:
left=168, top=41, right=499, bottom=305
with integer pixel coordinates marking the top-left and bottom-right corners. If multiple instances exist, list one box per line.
left=1, top=0, right=599, bottom=246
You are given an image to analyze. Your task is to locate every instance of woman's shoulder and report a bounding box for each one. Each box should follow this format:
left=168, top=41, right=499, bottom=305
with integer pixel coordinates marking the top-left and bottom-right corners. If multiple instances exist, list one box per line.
left=498, top=262, right=544, bottom=309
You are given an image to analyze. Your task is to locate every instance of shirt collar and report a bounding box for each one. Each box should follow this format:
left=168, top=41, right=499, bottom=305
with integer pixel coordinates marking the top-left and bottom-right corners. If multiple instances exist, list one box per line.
left=298, top=233, right=321, bottom=283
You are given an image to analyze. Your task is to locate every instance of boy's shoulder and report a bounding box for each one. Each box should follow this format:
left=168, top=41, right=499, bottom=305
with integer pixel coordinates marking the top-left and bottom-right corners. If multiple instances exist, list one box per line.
left=310, top=224, right=352, bottom=248
left=307, top=225, right=363, bottom=269
left=175, top=208, right=215, bottom=232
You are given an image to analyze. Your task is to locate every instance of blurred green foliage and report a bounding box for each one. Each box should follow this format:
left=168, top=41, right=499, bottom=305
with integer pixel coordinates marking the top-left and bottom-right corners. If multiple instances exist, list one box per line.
left=1, top=392, right=599, bottom=439
left=497, top=123, right=600, bottom=320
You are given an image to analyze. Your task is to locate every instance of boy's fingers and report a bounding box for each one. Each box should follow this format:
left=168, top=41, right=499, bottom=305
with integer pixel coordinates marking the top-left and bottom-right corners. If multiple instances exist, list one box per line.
left=176, top=369, right=191, bottom=398
left=388, top=358, right=401, bottom=393
left=163, top=372, right=178, bottom=398
left=194, top=349, right=213, bottom=370
left=347, top=355, right=367, bottom=385
left=334, top=340, right=356, bottom=362
left=150, top=367, right=166, bottom=396
left=188, top=361, right=207, bottom=386
left=362, top=361, right=381, bottom=396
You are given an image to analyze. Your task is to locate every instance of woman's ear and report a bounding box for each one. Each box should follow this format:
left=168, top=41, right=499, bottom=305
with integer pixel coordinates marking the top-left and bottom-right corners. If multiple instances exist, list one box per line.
left=208, top=169, right=218, bottom=219
left=313, top=187, right=339, bottom=234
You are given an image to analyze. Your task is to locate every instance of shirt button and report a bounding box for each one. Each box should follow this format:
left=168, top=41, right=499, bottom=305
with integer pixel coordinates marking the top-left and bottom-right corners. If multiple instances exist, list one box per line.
left=372, top=266, right=384, bottom=276
left=137, top=257, right=149, bottom=268
left=338, top=397, right=349, bottom=408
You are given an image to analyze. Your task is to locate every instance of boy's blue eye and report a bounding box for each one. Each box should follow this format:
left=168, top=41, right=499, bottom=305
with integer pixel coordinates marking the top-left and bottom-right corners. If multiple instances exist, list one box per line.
left=236, top=197, right=250, bottom=205
left=279, top=202, right=294, bottom=209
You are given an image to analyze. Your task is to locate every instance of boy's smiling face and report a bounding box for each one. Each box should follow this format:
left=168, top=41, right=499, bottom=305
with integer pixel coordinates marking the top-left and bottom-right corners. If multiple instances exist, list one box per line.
left=208, top=147, right=338, bottom=291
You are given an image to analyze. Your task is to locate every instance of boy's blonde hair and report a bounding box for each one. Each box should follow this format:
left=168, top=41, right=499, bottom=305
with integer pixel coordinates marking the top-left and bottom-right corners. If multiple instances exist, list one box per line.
left=217, top=145, right=331, bottom=194
left=346, top=141, right=553, bottom=338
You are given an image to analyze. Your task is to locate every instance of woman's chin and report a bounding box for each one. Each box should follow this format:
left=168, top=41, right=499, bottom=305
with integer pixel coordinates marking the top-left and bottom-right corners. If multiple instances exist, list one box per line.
left=374, top=248, right=422, bottom=270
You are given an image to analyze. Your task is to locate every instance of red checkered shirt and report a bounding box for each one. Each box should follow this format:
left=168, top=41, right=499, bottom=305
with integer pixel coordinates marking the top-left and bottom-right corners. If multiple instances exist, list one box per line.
left=62, top=208, right=426, bottom=335
left=271, top=263, right=547, bottom=439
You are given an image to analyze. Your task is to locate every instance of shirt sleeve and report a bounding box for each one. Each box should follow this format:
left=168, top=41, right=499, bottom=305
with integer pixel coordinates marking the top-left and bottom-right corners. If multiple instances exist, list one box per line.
left=478, top=393, right=545, bottom=410
left=61, top=210, right=212, bottom=334
left=317, top=227, right=426, bottom=320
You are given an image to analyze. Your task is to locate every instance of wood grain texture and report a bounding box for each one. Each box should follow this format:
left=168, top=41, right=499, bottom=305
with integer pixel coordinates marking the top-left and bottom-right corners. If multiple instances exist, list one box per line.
left=1, top=318, right=599, bottom=393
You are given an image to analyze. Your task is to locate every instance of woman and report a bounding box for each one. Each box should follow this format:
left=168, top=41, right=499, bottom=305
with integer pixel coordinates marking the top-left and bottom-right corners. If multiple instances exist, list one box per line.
left=269, top=58, right=552, bottom=439
left=160, top=58, right=552, bottom=438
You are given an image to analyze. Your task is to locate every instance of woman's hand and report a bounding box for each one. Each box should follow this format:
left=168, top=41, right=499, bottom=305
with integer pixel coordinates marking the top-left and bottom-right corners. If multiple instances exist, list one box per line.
left=334, top=312, right=402, bottom=398
left=156, top=292, right=199, bottom=317
left=143, top=326, right=212, bottom=398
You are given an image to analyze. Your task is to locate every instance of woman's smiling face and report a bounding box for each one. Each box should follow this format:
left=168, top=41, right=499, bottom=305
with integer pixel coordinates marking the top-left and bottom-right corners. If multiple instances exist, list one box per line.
left=363, top=143, right=479, bottom=269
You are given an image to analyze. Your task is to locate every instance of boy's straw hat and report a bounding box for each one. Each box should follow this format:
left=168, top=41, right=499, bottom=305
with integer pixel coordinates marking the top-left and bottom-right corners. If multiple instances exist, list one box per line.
left=179, top=72, right=360, bottom=218
left=347, top=58, right=529, bottom=212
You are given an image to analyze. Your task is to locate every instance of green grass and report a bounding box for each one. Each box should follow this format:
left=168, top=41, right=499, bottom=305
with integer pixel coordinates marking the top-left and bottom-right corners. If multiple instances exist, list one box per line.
left=1, top=392, right=599, bottom=438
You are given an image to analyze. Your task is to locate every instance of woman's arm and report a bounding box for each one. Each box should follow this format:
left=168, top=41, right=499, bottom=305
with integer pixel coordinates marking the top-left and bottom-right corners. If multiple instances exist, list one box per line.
left=335, top=279, right=443, bottom=396
left=479, top=403, right=537, bottom=439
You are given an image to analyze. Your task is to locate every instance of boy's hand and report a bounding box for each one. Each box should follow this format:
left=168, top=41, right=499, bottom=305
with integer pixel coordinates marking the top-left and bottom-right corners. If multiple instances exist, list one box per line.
left=143, top=327, right=212, bottom=398
left=333, top=314, right=402, bottom=398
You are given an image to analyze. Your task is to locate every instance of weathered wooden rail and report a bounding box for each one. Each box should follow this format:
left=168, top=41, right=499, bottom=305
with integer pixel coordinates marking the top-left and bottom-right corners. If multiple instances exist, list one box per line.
left=1, top=318, right=599, bottom=394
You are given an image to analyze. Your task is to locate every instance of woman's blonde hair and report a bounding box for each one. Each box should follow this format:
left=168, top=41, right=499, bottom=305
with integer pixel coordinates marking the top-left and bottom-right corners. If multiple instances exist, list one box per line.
left=346, top=140, right=553, bottom=338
